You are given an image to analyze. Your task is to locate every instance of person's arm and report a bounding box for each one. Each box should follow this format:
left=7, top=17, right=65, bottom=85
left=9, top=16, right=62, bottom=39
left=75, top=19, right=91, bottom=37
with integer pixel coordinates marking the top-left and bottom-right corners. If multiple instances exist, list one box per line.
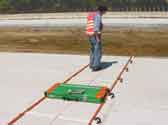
left=94, top=14, right=101, bottom=42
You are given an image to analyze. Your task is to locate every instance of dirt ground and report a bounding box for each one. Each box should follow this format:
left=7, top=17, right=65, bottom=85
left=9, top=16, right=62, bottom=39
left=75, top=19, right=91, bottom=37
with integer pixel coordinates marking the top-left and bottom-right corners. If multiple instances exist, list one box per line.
left=0, top=27, right=168, bottom=57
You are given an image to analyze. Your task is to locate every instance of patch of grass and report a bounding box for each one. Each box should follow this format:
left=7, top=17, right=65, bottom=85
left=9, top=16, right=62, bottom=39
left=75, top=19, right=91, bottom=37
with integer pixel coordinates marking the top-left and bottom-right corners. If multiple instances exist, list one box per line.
left=0, top=27, right=168, bottom=57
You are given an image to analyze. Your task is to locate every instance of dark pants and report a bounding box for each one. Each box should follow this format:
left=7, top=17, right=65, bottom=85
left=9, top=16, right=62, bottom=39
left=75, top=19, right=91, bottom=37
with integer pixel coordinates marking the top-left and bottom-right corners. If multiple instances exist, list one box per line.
left=89, top=36, right=102, bottom=70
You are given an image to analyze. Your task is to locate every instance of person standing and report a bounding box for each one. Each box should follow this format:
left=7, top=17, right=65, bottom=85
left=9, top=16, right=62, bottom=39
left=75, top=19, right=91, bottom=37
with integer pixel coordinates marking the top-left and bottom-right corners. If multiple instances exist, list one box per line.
left=86, top=6, right=108, bottom=71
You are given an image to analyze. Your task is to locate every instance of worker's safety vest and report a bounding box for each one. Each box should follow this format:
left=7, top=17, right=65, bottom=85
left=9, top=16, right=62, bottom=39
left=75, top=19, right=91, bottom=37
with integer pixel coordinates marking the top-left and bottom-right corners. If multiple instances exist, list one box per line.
left=86, top=12, right=99, bottom=36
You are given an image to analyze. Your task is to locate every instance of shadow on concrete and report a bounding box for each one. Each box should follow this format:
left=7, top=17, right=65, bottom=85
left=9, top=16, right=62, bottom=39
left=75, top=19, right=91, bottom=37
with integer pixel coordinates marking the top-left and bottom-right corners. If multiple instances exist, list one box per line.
left=100, top=61, right=118, bottom=70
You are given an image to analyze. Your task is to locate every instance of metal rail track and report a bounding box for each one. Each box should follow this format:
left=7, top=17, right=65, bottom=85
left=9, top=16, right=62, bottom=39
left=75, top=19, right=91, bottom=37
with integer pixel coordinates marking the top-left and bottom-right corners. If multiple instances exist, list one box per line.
left=7, top=56, right=134, bottom=125
left=7, top=64, right=89, bottom=125
left=88, top=56, right=134, bottom=125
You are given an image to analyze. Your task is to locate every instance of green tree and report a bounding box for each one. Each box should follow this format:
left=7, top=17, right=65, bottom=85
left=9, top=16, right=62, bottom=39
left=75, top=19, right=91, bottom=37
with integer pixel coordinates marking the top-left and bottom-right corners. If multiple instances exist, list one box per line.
left=0, top=0, right=168, bottom=13
left=0, top=0, right=10, bottom=11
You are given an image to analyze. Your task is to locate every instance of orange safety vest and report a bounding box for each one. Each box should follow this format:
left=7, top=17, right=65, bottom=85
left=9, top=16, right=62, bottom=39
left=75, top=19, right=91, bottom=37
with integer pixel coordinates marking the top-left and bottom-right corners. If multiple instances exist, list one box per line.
left=86, top=12, right=97, bottom=36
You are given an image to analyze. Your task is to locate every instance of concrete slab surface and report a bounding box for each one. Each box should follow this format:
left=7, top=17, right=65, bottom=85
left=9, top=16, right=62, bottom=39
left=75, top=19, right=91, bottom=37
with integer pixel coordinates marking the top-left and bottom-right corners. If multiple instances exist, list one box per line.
left=0, top=52, right=168, bottom=125
left=103, top=57, right=168, bottom=125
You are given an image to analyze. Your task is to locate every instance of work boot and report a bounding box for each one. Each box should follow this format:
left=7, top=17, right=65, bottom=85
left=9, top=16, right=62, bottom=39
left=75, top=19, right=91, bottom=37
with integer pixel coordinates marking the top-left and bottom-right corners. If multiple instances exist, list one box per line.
left=91, top=66, right=102, bottom=72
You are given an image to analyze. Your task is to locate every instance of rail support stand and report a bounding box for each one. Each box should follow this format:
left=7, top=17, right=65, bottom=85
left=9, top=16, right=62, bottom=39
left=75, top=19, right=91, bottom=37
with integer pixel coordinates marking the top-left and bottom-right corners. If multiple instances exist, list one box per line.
left=126, top=67, right=129, bottom=72
left=130, top=60, right=133, bottom=64
left=120, top=78, right=123, bottom=83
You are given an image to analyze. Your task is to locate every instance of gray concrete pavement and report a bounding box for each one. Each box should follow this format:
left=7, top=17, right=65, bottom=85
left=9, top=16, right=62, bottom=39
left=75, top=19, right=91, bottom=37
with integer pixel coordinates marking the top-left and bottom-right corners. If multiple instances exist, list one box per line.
left=103, top=57, right=168, bottom=125
left=0, top=53, right=168, bottom=125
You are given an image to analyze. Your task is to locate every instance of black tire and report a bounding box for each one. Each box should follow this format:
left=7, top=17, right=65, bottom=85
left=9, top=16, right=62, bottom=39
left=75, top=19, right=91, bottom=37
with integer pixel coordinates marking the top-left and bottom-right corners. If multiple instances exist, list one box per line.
left=95, top=117, right=102, bottom=124
left=109, top=92, right=115, bottom=99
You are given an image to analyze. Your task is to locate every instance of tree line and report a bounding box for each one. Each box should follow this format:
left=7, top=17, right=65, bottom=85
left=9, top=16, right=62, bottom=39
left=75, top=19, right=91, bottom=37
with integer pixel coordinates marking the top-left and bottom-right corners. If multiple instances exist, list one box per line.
left=0, top=0, right=168, bottom=13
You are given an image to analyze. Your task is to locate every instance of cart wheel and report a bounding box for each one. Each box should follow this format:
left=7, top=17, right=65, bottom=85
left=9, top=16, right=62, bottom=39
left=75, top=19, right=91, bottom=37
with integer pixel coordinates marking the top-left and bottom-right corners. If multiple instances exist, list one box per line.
left=95, top=117, right=102, bottom=124
left=109, top=92, right=115, bottom=99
